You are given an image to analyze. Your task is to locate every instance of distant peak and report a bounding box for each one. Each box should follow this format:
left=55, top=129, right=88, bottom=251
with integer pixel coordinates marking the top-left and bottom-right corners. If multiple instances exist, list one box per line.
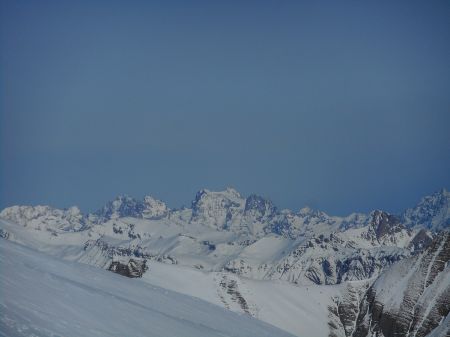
left=193, top=188, right=242, bottom=202
left=401, top=187, right=450, bottom=231
left=224, top=187, right=241, bottom=196
left=299, top=206, right=313, bottom=215
left=65, top=206, right=82, bottom=215
left=112, top=194, right=136, bottom=202
left=436, top=187, right=449, bottom=196
left=142, top=194, right=166, bottom=203
left=421, top=188, right=449, bottom=200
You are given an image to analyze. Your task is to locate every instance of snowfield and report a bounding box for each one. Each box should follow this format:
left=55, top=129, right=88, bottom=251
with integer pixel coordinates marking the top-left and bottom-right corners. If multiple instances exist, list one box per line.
left=0, top=239, right=295, bottom=337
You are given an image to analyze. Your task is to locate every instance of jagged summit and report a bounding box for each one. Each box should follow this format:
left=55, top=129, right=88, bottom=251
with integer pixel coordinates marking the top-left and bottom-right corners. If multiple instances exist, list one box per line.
left=190, top=188, right=245, bottom=230
left=370, top=210, right=404, bottom=239
left=192, top=187, right=242, bottom=202
left=0, top=205, right=86, bottom=232
left=94, top=195, right=142, bottom=220
left=244, top=194, right=277, bottom=220
left=142, top=195, right=169, bottom=219
left=93, top=194, right=169, bottom=222
left=402, top=188, right=450, bottom=231
left=1, top=188, right=448, bottom=236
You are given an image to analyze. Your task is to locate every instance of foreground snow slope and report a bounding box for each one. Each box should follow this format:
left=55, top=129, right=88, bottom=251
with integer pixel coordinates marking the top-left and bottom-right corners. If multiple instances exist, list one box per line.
left=142, top=260, right=343, bottom=337
left=0, top=239, right=295, bottom=337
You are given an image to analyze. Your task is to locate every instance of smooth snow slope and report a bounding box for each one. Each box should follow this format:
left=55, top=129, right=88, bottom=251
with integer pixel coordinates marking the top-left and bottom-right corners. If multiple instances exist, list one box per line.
left=0, top=240, right=295, bottom=337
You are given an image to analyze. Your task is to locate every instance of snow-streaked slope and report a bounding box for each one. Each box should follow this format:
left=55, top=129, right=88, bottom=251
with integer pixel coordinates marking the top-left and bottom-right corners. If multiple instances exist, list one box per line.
left=0, top=239, right=296, bottom=337
left=353, top=232, right=450, bottom=337
left=142, top=260, right=342, bottom=337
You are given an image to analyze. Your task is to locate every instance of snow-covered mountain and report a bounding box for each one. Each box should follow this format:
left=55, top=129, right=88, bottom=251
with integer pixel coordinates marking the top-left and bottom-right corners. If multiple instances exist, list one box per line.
left=0, top=239, right=295, bottom=337
left=359, top=231, right=449, bottom=337
left=0, top=188, right=449, bottom=336
left=329, top=232, right=450, bottom=337
left=2, top=188, right=441, bottom=285
left=0, top=205, right=87, bottom=232
left=402, top=188, right=450, bottom=231
left=92, top=195, right=170, bottom=223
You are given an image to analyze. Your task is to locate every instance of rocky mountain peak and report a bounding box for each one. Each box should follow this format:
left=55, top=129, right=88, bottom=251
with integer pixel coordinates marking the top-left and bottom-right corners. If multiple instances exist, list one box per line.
left=244, top=194, right=276, bottom=221
left=142, top=196, right=169, bottom=219
left=0, top=205, right=86, bottom=231
left=192, top=188, right=242, bottom=203
left=94, top=195, right=143, bottom=221
left=370, top=210, right=404, bottom=240
left=402, top=188, right=450, bottom=231
left=408, top=228, right=433, bottom=252
left=298, top=206, right=313, bottom=215
left=297, top=206, right=329, bottom=220
left=191, top=188, right=245, bottom=229
left=94, top=195, right=170, bottom=222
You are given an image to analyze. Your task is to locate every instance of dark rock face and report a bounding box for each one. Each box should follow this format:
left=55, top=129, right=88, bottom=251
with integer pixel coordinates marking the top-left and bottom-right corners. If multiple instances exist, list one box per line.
left=83, top=238, right=177, bottom=266
left=244, top=195, right=276, bottom=221
left=370, top=210, right=404, bottom=240
left=0, top=228, right=9, bottom=239
left=263, top=233, right=407, bottom=286
left=108, top=259, right=148, bottom=278
left=202, top=240, right=216, bottom=251
left=328, top=282, right=370, bottom=337
left=218, top=275, right=251, bottom=314
left=408, top=229, right=433, bottom=252
left=333, top=253, right=404, bottom=285
left=96, top=195, right=145, bottom=221
left=352, top=233, right=450, bottom=337
left=191, top=189, right=208, bottom=212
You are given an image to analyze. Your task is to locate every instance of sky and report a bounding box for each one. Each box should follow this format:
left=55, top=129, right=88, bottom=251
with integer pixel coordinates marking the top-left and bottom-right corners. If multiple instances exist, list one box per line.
left=1, top=0, right=449, bottom=216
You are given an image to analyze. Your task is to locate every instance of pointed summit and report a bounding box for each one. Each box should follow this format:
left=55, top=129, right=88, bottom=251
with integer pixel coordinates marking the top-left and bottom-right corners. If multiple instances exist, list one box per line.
left=95, top=195, right=143, bottom=221
left=244, top=194, right=276, bottom=221
left=190, top=188, right=245, bottom=230
left=402, top=188, right=450, bottom=231
left=142, top=196, right=169, bottom=219
left=94, top=194, right=169, bottom=222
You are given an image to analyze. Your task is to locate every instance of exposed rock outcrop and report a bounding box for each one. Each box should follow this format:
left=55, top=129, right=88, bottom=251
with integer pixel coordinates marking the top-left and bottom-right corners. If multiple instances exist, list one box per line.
left=353, top=233, right=450, bottom=337
left=108, top=259, right=148, bottom=278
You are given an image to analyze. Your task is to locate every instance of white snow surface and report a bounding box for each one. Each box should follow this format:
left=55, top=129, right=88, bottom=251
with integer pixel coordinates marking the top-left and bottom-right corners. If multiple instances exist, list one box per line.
left=0, top=239, right=295, bottom=337
left=142, top=260, right=342, bottom=337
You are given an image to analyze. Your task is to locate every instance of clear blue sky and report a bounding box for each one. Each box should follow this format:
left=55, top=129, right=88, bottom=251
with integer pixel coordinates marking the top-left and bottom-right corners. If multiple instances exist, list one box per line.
left=1, top=0, right=449, bottom=215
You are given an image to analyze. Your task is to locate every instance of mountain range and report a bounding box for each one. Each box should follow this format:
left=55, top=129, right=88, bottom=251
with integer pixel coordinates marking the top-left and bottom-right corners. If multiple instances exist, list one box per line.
left=0, top=188, right=449, bottom=336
